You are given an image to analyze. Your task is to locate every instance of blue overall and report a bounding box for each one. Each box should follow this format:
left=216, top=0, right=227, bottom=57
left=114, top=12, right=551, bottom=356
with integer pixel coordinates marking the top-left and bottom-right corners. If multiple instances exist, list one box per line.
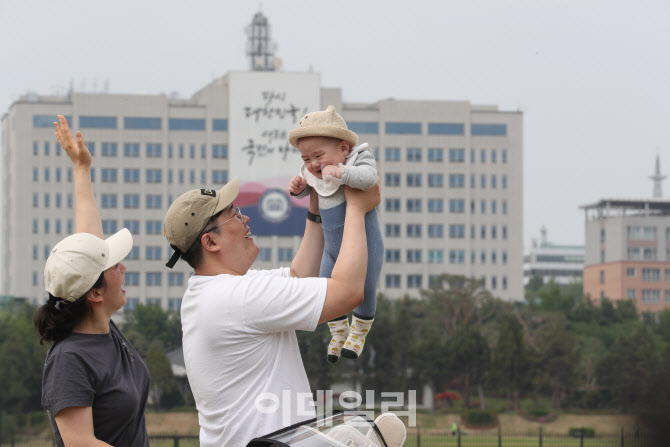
left=319, top=202, right=384, bottom=318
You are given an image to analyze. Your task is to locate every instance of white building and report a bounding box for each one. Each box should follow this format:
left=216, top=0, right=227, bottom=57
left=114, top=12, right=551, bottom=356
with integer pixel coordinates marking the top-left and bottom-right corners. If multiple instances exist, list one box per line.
left=523, top=227, right=584, bottom=286
left=1, top=13, right=523, bottom=309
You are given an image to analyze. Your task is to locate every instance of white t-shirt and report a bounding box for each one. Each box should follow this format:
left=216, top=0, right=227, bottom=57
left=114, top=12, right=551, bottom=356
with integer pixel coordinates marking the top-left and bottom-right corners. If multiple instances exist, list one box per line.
left=180, top=268, right=327, bottom=447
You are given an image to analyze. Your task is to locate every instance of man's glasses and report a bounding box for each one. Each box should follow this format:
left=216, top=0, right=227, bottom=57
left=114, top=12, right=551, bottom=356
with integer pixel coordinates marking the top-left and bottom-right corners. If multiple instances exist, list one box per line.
left=203, top=204, right=242, bottom=234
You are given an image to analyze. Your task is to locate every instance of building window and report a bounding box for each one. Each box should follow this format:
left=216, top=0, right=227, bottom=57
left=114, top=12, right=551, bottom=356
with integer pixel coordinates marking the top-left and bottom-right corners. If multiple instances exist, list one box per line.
left=385, top=147, right=400, bottom=161
left=449, top=174, right=464, bottom=188
left=145, top=246, right=162, bottom=260
left=127, top=247, right=139, bottom=260
left=503, top=226, right=508, bottom=239
left=147, top=298, right=163, bottom=307
left=491, top=276, right=498, bottom=289
left=428, top=199, right=443, bottom=213
left=428, top=148, right=444, bottom=162
left=386, top=122, right=421, bottom=134
left=125, top=298, right=139, bottom=311
left=385, top=173, right=400, bottom=187
left=146, top=220, right=162, bottom=234
left=427, top=123, right=464, bottom=135
left=642, top=268, right=661, bottom=282
left=385, top=224, right=401, bottom=238
left=449, top=199, right=464, bottom=213
left=491, top=225, right=497, bottom=239
left=491, top=149, right=497, bottom=163
left=480, top=174, right=486, bottom=188
left=212, top=119, right=228, bottom=131
left=502, top=149, right=508, bottom=163
left=627, top=289, right=636, bottom=300
left=33, top=219, right=38, bottom=234
left=212, top=144, right=228, bottom=158
left=407, top=199, right=422, bottom=212
left=124, top=143, right=140, bottom=157
left=642, top=289, right=661, bottom=304
left=278, top=248, right=293, bottom=261
left=627, top=226, right=657, bottom=240
left=146, top=195, right=162, bottom=209
left=101, top=168, right=118, bottom=183
left=124, top=220, right=140, bottom=234
left=406, top=148, right=422, bottom=161
left=258, top=247, right=272, bottom=261
left=406, top=224, right=422, bottom=238
left=491, top=175, right=497, bottom=189
left=406, top=173, right=422, bottom=187
left=407, top=250, right=422, bottom=263
left=481, top=225, right=487, bottom=239
left=168, top=298, right=183, bottom=311
left=55, top=194, right=61, bottom=208
left=146, top=169, right=162, bottom=183
left=386, top=274, right=401, bottom=288
left=470, top=174, right=476, bottom=188
left=385, top=199, right=400, bottom=212
left=385, top=249, right=401, bottom=263
left=212, top=170, right=228, bottom=184
left=124, top=169, right=140, bottom=183
left=348, top=121, right=378, bottom=134
left=80, top=116, right=117, bottom=129
left=502, top=175, right=508, bottom=189
left=168, top=272, right=184, bottom=286
left=190, top=145, right=195, bottom=158
left=428, top=224, right=444, bottom=238
left=146, top=143, right=162, bottom=158
left=449, top=250, right=465, bottom=264
left=448, top=148, right=465, bottom=163
left=102, top=220, right=117, bottom=234
left=101, top=194, right=117, bottom=209
left=600, top=270, right=605, bottom=284
left=481, top=250, right=486, bottom=264
left=429, top=174, right=444, bottom=187
left=472, top=123, right=507, bottom=136
left=481, top=200, right=486, bottom=214
left=626, top=267, right=636, bottom=277
left=407, top=274, right=423, bottom=288
left=449, top=224, right=465, bottom=239
left=101, top=142, right=118, bottom=157
left=124, top=194, right=140, bottom=209
left=666, top=290, right=670, bottom=304
left=428, top=250, right=444, bottom=264
left=169, top=118, right=206, bottom=131
left=124, top=117, right=161, bottom=130
left=146, top=272, right=162, bottom=286
left=503, top=251, right=508, bottom=264
left=627, top=247, right=641, bottom=260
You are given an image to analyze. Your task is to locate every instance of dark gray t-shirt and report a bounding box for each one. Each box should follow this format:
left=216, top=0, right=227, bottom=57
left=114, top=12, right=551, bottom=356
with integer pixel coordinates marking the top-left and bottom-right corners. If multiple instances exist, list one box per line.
left=42, top=320, right=150, bottom=447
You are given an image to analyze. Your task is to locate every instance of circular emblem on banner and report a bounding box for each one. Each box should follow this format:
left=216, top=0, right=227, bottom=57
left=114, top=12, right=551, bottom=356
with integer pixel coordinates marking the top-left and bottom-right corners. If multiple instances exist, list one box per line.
left=258, top=189, right=291, bottom=223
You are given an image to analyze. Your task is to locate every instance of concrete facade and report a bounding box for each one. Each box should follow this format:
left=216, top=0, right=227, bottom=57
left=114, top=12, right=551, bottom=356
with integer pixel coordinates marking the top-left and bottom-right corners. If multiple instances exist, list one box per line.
left=1, top=71, right=523, bottom=310
left=582, top=199, right=670, bottom=312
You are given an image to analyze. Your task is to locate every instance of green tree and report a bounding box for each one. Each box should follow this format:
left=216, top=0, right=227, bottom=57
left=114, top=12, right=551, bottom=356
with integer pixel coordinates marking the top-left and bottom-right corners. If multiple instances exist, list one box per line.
left=122, top=303, right=182, bottom=354
left=596, top=325, right=658, bottom=412
left=0, top=303, right=48, bottom=414
left=145, top=341, right=178, bottom=411
left=491, top=315, right=529, bottom=411
left=532, top=318, right=580, bottom=411
left=446, top=324, right=490, bottom=408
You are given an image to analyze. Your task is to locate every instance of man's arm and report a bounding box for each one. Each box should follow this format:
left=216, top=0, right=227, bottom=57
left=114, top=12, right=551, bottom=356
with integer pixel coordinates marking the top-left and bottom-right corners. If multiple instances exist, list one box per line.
left=54, top=115, right=103, bottom=238
left=319, top=179, right=381, bottom=324
left=290, top=188, right=324, bottom=278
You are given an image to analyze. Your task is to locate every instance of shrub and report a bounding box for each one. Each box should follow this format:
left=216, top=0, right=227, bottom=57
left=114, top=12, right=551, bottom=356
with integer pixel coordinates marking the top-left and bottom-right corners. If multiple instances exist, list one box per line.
left=466, top=409, right=494, bottom=426
left=528, top=407, right=550, bottom=418
left=569, top=427, right=596, bottom=438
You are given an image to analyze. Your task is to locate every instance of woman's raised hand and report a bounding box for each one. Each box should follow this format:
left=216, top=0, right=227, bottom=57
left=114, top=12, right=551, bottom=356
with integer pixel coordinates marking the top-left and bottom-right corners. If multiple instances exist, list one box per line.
left=54, top=115, right=92, bottom=169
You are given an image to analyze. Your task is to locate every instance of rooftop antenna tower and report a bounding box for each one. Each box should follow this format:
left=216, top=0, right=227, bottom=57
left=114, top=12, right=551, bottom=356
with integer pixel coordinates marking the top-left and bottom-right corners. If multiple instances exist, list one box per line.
left=650, top=154, right=666, bottom=198
left=246, top=11, right=278, bottom=71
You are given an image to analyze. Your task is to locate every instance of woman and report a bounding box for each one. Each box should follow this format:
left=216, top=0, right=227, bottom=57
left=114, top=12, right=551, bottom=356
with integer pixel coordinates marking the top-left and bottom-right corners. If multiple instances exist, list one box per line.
left=35, top=116, right=150, bottom=447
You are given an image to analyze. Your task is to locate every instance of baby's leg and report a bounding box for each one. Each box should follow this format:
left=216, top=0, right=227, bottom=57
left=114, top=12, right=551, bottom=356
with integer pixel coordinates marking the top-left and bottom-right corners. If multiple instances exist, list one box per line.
left=341, top=209, right=383, bottom=360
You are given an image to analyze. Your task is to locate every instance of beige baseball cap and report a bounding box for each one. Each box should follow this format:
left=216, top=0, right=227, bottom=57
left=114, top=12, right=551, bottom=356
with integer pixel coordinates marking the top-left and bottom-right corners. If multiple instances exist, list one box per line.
left=163, top=177, right=239, bottom=268
left=44, top=229, right=133, bottom=303
left=288, top=105, right=358, bottom=149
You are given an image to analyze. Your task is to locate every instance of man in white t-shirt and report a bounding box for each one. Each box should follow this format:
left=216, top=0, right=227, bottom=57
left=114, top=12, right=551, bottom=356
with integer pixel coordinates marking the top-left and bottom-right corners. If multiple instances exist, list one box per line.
left=163, top=177, right=380, bottom=447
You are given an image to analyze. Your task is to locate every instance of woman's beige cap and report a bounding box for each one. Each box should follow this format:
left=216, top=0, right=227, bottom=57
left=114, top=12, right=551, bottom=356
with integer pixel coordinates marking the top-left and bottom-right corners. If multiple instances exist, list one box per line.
left=163, top=177, right=239, bottom=268
left=44, top=229, right=133, bottom=302
left=288, top=105, right=358, bottom=149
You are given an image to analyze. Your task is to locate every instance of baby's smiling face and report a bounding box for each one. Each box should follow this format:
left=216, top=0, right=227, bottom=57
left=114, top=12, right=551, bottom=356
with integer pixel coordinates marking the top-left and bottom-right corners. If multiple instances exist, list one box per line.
left=297, top=136, right=350, bottom=178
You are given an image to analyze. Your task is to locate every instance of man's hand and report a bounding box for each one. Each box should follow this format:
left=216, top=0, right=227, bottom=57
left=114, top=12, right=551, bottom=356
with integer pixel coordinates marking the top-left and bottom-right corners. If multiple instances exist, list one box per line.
left=344, top=177, right=381, bottom=213
left=289, top=175, right=307, bottom=195
left=54, top=115, right=92, bottom=169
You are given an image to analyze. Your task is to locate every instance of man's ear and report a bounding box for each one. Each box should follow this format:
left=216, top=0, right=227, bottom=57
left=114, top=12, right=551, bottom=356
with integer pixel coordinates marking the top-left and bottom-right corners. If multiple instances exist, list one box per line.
left=200, top=232, right=220, bottom=254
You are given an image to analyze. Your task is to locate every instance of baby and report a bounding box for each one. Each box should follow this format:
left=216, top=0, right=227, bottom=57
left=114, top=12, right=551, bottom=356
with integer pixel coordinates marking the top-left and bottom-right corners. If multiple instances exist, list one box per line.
left=288, top=105, right=384, bottom=363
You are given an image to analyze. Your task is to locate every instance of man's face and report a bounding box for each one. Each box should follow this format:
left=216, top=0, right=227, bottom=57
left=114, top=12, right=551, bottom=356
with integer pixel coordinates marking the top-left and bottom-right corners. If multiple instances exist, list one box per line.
left=298, top=136, right=349, bottom=178
left=208, top=204, right=259, bottom=271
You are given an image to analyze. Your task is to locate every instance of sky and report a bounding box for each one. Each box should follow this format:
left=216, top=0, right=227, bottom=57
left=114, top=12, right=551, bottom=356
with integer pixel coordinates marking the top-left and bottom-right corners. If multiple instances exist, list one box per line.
left=1, top=0, right=669, bottom=248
